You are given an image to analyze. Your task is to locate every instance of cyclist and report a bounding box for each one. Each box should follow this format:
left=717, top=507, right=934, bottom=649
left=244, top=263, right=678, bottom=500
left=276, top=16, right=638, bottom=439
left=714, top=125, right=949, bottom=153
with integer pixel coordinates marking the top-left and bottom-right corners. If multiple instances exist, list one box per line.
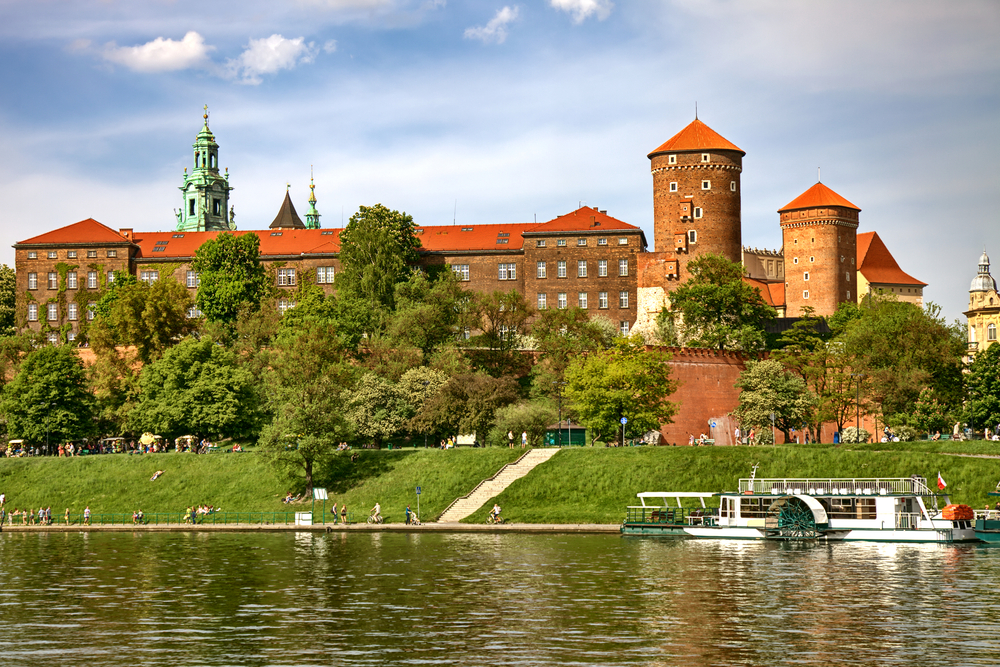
left=489, top=503, right=502, bottom=523
left=370, top=502, right=382, bottom=523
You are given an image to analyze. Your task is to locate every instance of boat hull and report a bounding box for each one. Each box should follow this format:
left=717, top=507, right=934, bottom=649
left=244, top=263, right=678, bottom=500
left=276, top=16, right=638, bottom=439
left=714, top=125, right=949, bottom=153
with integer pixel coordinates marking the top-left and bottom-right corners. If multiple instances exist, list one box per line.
left=621, top=523, right=980, bottom=543
left=975, top=518, right=1000, bottom=543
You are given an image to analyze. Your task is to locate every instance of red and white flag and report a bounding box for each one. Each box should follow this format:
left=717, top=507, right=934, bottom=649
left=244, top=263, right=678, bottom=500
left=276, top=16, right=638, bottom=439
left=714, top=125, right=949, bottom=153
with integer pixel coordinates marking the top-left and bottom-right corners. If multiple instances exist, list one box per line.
left=937, top=472, right=947, bottom=490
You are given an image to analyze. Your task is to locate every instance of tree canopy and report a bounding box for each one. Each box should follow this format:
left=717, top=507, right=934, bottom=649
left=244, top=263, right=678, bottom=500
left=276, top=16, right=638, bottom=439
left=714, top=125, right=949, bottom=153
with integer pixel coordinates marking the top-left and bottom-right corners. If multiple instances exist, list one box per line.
left=733, top=359, right=815, bottom=443
left=0, top=264, right=16, bottom=337
left=965, top=343, right=1000, bottom=431
left=191, top=233, right=270, bottom=325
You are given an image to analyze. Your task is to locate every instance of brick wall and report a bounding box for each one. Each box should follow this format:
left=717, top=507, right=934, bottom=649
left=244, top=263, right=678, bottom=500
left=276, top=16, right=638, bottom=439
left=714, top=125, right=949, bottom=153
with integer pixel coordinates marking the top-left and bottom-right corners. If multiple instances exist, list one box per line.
left=781, top=206, right=858, bottom=317
left=657, top=346, right=749, bottom=445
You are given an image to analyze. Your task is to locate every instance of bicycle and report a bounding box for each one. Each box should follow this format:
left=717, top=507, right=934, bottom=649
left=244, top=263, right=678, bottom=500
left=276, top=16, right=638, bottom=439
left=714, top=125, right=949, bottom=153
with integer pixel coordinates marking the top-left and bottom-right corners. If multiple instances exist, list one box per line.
left=487, top=513, right=505, bottom=525
left=367, top=513, right=384, bottom=524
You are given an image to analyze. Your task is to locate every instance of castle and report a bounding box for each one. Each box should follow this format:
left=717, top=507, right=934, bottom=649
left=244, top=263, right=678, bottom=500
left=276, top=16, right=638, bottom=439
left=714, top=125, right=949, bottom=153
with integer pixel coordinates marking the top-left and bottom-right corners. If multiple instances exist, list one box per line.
left=12, top=113, right=925, bottom=346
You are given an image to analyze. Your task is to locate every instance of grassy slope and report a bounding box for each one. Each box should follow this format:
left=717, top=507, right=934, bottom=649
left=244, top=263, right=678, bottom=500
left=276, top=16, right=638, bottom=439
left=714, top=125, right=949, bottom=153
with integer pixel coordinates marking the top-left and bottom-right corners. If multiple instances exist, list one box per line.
left=0, top=448, right=523, bottom=521
left=464, top=444, right=1000, bottom=524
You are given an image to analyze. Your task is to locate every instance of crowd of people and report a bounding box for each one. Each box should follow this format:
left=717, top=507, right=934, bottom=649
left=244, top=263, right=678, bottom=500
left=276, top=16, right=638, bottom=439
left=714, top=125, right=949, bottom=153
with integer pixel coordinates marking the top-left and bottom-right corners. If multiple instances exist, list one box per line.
left=2, top=437, right=226, bottom=458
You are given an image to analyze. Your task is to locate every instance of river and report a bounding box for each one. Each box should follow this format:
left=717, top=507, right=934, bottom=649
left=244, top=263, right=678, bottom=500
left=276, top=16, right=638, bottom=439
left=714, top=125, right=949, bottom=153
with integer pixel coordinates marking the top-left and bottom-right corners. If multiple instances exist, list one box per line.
left=0, top=531, right=997, bottom=666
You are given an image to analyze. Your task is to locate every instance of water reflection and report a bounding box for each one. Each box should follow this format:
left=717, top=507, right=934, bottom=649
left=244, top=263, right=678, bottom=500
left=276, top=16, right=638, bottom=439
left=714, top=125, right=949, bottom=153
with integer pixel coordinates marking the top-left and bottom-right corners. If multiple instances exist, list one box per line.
left=0, top=532, right=998, bottom=666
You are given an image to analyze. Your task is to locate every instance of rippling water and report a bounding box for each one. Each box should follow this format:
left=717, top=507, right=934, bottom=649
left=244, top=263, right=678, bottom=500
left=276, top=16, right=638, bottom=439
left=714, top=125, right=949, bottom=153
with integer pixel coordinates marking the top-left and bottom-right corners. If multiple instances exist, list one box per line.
left=0, top=531, right=997, bottom=666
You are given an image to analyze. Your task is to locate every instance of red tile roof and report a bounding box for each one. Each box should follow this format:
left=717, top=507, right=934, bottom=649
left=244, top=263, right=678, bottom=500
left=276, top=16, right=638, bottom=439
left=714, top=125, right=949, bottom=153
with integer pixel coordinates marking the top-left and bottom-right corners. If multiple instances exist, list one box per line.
left=528, top=207, right=642, bottom=234
left=16, top=218, right=133, bottom=246
left=131, top=229, right=342, bottom=259
left=648, top=119, right=745, bottom=158
left=857, top=231, right=926, bottom=287
left=779, top=182, right=860, bottom=213
left=415, top=223, right=534, bottom=252
left=744, top=277, right=785, bottom=308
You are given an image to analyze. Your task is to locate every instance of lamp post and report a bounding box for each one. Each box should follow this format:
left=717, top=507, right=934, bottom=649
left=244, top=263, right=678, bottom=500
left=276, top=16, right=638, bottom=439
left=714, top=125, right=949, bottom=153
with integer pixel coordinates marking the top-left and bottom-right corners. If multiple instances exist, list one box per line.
left=421, top=381, right=430, bottom=448
left=41, top=402, right=50, bottom=457
left=552, top=381, right=566, bottom=447
left=851, top=373, right=865, bottom=442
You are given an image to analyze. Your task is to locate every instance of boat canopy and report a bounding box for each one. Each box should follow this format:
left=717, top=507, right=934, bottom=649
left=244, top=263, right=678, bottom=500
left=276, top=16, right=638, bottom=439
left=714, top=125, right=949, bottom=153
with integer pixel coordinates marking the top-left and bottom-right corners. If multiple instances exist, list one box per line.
left=636, top=492, right=715, bottom=508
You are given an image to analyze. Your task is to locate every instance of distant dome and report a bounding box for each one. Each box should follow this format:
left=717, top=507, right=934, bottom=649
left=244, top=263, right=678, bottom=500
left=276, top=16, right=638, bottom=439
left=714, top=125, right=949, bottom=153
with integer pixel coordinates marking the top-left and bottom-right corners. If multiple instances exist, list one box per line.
left=971, top=250, right=997, bottom=292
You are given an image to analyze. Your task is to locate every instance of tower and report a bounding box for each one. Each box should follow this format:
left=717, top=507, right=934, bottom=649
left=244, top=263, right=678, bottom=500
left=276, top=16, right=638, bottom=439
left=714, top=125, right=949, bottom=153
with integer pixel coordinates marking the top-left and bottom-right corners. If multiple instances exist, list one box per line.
left=647, top=118, right=744, bottom=283
left=305, top=168, right=321, bottom=229
left=175, top=106, right=234, bottom=232
left=779, top=182, right=860, bottom=317
left=965, top=250, right=999, bottom=359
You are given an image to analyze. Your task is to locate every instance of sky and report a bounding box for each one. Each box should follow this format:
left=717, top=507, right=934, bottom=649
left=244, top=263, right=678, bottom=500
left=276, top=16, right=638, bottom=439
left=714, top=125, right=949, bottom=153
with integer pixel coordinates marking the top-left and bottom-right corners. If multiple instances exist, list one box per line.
left=0, top=0, right=997, bottom=323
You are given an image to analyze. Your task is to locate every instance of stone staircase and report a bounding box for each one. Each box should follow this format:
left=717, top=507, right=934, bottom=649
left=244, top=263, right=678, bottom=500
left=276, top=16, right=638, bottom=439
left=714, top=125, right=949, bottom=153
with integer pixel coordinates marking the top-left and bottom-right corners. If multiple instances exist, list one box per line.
left=435, top=448, right=561, bottom=523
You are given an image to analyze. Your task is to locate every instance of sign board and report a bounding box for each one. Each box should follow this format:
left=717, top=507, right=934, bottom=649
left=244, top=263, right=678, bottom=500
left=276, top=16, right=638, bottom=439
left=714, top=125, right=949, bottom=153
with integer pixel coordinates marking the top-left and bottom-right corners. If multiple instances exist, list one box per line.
left=621, top=417, right=628, bottom=425
left=313, top=488, right=328, bottom=500
left=294, top=512, right=313, bottom=526
left=416, top=486, right=421, bottom=495
left=710, top=421, right=717, bottom=429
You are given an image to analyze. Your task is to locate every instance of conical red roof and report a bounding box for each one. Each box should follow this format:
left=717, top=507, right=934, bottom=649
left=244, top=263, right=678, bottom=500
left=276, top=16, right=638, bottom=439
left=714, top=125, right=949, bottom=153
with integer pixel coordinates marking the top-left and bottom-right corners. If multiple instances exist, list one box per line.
left=648, top=119, right=744, bottom=157
left=779, top=182, right=859, bottom=213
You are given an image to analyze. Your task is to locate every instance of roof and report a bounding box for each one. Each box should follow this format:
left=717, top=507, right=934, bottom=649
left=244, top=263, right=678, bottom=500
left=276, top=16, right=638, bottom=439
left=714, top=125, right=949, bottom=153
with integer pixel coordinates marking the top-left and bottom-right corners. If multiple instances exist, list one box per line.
left=270, top=191, right=306, bottom=229
left=131, top=229, right=342, bottom=259
left=857, top=231, right=926, bottom=287
left=16, top=218, right=133, bottom=246
left=779, top=182, right=860, bottom=213
left=648, top=119, right=745, bottom=158
left=527, top=207, right=642, bottom=234
left=744, top=277, right=785, bottom=308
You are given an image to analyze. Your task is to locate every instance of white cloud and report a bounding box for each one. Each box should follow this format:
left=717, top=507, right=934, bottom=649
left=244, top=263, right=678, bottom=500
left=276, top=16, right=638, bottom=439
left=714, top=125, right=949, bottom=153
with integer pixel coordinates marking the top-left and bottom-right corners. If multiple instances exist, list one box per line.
left=226, top=35, right=318, bottom=84
left=323, top=39, right=338, bottom=53
left=102, top=31, right=213, bottom=73
left=464, top=6, right=519, bottom=44
left=550, top=0, right=612, bottom=23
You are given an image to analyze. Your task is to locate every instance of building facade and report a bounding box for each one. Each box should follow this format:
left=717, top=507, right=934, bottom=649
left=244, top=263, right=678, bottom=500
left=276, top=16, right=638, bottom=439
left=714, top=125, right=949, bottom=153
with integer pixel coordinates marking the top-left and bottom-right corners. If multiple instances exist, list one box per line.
left=966, top=250, right=999, bottom=361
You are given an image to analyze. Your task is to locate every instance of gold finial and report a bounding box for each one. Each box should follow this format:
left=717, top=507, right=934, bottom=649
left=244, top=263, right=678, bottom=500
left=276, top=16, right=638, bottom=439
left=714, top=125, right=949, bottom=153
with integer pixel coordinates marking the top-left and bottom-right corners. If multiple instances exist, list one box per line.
left=203, top=104, right=209, bottom=123
left=286, top=182, right=291, bottom=191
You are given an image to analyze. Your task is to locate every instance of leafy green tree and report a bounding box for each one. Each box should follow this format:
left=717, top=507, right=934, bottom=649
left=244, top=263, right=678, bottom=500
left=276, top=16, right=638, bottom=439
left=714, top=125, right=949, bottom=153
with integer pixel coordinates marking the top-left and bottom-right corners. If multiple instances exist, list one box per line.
left=564, top=335, right=678, bottom=445
left=487, top=400, right=558, bottom=448
left=412, top=373, right=520, bottom=443
left=912, top=387, right=951, bottom=437
left=0, top=264, right=17, bottom=337
left=191, top=233, right=270, bottom=325
left=257, top=322, right=358, bottom=494
left=658, top=253, right=776, bottom=351
left=336, top=204, right=421, bottom=319
left=386, top=269, right=467, bottom=356
left=529, top=308, right=616, bottom=396
left=464, top=290, right=534, bottom=376
left=129, top=338, right=263, bottom=441
left=343, top=372, right=410, bottom=448
left=732, top=359, right=815, bottom=443
left=1, top=346, right=95, bottom=448
left=964, top=342, right=1000, bottom=431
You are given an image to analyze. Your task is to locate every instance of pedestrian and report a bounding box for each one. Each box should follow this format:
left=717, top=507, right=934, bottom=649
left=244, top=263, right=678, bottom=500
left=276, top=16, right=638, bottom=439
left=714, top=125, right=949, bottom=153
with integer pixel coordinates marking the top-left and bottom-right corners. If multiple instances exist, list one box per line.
left=508, top=431, right=515, bottom=449
left=0, top=492, right=5, bottom=507
left=405, top=505, right=412, bottom=525
left=734, top=426, right=741, bottom=446
left=748, top=428, right=756, bottom=446
left=521, top=431, right=528, bottom=449
left=65, top=508, right=70, bottom=525
left=341, top=504, right=347, bottom=524
left=83, top=506, right=91, bottom=525
left=331, top=502, right=338, bottom=524
left=45, top=506, right=51, bottom=525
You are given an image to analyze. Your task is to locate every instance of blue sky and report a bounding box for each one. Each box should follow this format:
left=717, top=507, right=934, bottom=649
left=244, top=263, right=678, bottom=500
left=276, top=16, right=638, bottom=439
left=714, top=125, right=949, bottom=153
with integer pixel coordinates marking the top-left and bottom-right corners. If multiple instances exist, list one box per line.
left=0, top=0, right=997, bottom=323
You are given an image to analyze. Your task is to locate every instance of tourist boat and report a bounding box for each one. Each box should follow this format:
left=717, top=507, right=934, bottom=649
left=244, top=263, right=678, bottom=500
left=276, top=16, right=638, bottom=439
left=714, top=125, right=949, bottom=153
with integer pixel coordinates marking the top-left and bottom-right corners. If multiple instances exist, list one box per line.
left=622, top=470, right=980, bottom=543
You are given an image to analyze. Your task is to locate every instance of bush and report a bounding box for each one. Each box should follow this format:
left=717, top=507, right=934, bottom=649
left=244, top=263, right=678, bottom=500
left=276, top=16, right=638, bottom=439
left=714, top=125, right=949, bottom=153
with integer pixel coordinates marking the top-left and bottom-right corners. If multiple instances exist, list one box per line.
left=841, top=427, right=871, bottom=444
left=894, top=425, right=919, bottom=442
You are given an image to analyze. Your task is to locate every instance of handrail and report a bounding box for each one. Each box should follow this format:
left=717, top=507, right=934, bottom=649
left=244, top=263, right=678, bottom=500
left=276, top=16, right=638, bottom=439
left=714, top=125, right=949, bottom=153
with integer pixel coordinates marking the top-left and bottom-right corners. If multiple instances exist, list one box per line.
left=435, top=449, right=538, bottom=520
left=6, top=510, right=357, bottom=527
left=738, top=476, right=932, bottom=495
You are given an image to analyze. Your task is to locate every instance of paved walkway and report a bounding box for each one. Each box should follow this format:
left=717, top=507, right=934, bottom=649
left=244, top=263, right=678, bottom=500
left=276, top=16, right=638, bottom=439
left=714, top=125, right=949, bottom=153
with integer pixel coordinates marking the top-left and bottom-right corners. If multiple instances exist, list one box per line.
left=0, top=523, right=620, bottom=534
left=436, top=447, right=561, bottom=523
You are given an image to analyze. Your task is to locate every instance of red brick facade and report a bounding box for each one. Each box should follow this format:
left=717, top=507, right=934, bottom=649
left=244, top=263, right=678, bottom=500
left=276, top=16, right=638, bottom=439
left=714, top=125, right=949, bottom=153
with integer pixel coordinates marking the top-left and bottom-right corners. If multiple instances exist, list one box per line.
left=658, top=347, right=748, bottom=446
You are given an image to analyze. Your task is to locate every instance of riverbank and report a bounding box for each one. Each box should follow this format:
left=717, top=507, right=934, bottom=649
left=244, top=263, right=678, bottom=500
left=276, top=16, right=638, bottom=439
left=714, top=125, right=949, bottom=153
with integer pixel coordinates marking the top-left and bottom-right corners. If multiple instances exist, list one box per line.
left=2, top=443, right=999, bottom=524
left=0, top=522, right=621, bottom=533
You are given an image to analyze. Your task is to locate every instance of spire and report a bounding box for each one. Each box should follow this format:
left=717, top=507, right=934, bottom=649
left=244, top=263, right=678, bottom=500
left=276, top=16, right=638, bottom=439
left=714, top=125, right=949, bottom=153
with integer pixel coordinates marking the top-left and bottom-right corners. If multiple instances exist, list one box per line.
left=176, top=106, right=233, bottom=232
left=305, top=166, right=321, bottom=229
left=971, top=249, right=997, bottom=292
left=270, top=189, right=306, bottom=229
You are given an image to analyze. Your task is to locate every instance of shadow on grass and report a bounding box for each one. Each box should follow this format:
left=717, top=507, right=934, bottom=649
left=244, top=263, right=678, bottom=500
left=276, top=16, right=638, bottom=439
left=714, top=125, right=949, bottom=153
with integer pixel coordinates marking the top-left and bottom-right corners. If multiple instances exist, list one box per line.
left=316, top=449, right=417, bottom=495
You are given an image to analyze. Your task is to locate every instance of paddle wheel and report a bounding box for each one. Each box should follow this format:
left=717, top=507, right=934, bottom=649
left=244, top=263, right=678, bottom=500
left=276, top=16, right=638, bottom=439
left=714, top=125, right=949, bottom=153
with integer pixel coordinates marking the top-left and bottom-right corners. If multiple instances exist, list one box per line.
left=766, top=496, right=819, bottom=540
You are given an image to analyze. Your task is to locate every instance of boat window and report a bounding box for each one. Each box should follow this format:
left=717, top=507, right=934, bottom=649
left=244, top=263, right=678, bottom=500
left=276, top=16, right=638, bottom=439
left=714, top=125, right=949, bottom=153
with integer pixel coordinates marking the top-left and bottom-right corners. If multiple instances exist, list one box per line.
left=824, top=497, right=876, bottom=520
left=739, top=497, right=769, bottom=519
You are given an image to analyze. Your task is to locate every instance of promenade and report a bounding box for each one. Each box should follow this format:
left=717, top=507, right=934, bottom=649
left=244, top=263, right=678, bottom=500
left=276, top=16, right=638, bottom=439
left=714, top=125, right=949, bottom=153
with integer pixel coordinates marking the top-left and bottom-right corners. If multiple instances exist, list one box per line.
left=0, top=523, right=621, bottom=534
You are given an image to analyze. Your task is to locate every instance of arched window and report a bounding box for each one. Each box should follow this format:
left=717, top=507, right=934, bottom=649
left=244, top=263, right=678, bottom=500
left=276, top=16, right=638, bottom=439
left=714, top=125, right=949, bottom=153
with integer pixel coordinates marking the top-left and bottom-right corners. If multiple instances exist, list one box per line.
left=989, top=323, right=997, bottom=341
left=194, top=152, right=199, bottom=168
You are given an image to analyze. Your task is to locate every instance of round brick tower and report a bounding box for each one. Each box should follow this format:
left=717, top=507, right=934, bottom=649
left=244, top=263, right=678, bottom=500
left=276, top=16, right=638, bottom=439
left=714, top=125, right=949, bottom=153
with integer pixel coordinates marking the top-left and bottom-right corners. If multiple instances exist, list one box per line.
left=779, top=182, right=860, bottom=317
left=648, top=119, right=744, bottom=284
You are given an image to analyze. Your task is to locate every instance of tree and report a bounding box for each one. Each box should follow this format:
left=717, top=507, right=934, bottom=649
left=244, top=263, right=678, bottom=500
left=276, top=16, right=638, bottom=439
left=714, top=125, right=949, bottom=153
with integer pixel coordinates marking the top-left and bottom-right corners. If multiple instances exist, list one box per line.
left=343, top=372, right=411, bottom=448
left=732, top=359, right=815, bottom=443
left=488, top=400, right=558, bottom=448
left=129, top=338, right=263, bottom=441
left=659, top=253, right=776, bottom=351
left=564, top=336, right=678, bottom=445
left=464, top=290, right=534, bottom=376
left=257, top=322, right=358, bottom=495
left=386, top=269, right=468, bottom=357
left=1, top=346, right=95, bottom=448
left=336, top=204, right=421, bottom=318
left=191, top=233, right=270, bottom=325
left=0, top=264, right=16, bottom=337
left=529, top=308, right=616, bottom=396
left=412, top=373, right=520, bottom=442
left=964, top=343, right=1000, bottom=431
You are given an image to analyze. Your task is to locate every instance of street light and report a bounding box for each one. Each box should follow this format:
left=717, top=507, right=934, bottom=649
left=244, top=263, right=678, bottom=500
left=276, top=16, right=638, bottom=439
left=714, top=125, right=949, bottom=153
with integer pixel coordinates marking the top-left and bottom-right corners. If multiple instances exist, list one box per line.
left=851, top=373, right=865, bottom=443
left=552, top=381, right=566, bottom=447
left=41, top=402, right=50, bottom=457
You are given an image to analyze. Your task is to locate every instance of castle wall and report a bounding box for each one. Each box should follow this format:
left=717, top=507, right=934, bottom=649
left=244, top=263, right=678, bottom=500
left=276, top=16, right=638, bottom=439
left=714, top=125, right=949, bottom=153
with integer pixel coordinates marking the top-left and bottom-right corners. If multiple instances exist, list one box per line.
left=657, top=347, right=749, bottom=446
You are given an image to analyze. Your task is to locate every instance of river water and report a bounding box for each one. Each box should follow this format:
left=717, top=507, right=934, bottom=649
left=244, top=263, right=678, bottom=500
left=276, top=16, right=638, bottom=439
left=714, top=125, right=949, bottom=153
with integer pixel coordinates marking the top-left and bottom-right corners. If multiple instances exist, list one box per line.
left=0, top=531, right=997, bottom=666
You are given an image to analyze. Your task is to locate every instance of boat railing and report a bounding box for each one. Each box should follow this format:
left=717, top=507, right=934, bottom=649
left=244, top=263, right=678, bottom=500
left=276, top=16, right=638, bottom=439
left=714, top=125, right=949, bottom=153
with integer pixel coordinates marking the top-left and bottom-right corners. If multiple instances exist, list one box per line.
left=974, top=509, right=1000, bottom=521
left=625, top=506, right=716, bottom=525
left=738, top=476, right=931, bottom=496
left=895, top=512, right=922, bottom=530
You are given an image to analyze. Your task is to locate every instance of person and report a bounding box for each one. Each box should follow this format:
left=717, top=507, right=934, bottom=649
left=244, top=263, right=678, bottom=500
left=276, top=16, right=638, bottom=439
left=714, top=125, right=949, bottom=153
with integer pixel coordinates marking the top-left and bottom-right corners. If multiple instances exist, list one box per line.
left=489, top=503, right=502, bottom=523
left=0, top=492, right=5, bottom=507
left=932, top=431, right=941, bottom=441
left=151, top=470, right=164, bottom=482
left=65, top=508, right=70, bottom=525
left=45, top=506, right=51, bottom=525
left=132, top=510, right=139, bottom=525
left=370, top=502, right=381, bottom=522
left=83, top=506, right=91, bottom=526
left=688, top=434, right=695, bottom=446
left=748, top=428, right=756, bottom=446
left=341, top=504, right=348, bottom=524
left=405, top=505, right=412, bottom=525
left=189, top=507, right=197, bottom=524
left=734, top=426, right=741, bottom=446
left=508, top=431, right=515, bottom=449
left=521, top=431, right=528, bottom=449
left=331, top=502, right=338, bottom=524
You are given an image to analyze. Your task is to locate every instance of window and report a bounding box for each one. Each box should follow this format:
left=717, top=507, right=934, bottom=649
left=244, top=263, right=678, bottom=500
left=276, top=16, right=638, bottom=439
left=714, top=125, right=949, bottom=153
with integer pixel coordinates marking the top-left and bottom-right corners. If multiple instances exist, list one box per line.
left=67, top=331, right=76, bottom=342
left=186, top=271, right=199, bottom=288
left=579, top=292, right=588, bottom=309
left=598, top=260, right=608, bottom=277
left=810, top=256, right=815, bottom=263
left=803, top=290, right=810, bottom=299
left=846, top=291, right=851, bottom=300
left=47, top=272, right=58, bottom=290
left=557, top=261, right=567, bottom=278
left=27, top=273, right=37, bottom=290
left=213, top=199, right=221, bottom=216
left=618, top=237, right=628, bottom=245
left=669, top=182, right=678, bottom=192
left=27, top=303, right=37, bottom=321
left=270, top=232, right=283, bottom=237
left=277, top=268, right=296, bottom=286
left=450, top=265, right=469, bottom=282
left=536, top=239, right=546, bottom=248
left=87, top=271, right=98, bottom=289
left=186, top=306, right=204, bottom=319
left=598, top=238, right=608, bottom=246
left=620, top=321, right=630, bottom=335
left=688, top=230, right=697, bottom=244
left=804, top=272, right=810, bottom=281
left=153, top=246, right=167, bottom=253
left=793, top=258, right=799, bottom=265
left=47, top=332, right=59, bottom=345
left=668, top=154, right=677, bottom=164
left=537, top=262, right=547, bottom=279
left=67, top=251, right=77, bottom=259
left=557, top=293, right=567, bottom=309
left=48, top=251, right=58, bottom=259
left=189, top=199, right=196, bottom=216
left=537, top=294, right=547, bottom=310
left=317, top=266, right=336, bottom=284
left=107, top=250, right=117, bottom=258
left=577, top=238, right=587, bottom=247
left=694, top=208, right=703, bottom=219
left=619, top=259, right=629, bottom=277
left=87, top=302, right=96, bottom=320
left=989, top=324, right=997, bottom=341
left=140, top=270, right=159, bottom=285
left=599, top=292, right=608, bottom=309
left=731, top=181, right=736, bottom=192
left=87, top=250, right=97, bottom=258
left=27, top=252, right=37, bottom=259
left=702, top=180, right=711, bottom=190
left=496, top=238, right=509, bottom=245
left=846, top=272, right=851, bottom=282
left=173, top=234, right=185, bottom=238
left=498, top=263, right=516, bottom=280
left=67, top=272, right=77, bottom=289
left=68, top=303, right=78, bottom=321
left=702, top=153, right=710, bottom=163
left=277, top=299, right=295, bottom=314
left=47, top=303, right=58, bottom=321
left=578, top=260, right=587, bottom=278
left=620, top=291, right=629, bottom=308
left=557, top=239, right=567, bottom=247
left=107, top=271, right=115, bottom=284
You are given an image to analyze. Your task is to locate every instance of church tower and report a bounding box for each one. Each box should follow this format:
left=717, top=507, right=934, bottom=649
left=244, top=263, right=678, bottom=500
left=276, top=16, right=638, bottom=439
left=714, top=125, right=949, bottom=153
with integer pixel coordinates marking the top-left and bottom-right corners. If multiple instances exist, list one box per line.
left=965, top=250, right=999, bottom=360
left=648, top=118, right=744, bottom=283
left=305, top=169, right=321, bottom=229
left=779, top=182, right=860, bottom=317
left=175, top=106, right=234, bottom=232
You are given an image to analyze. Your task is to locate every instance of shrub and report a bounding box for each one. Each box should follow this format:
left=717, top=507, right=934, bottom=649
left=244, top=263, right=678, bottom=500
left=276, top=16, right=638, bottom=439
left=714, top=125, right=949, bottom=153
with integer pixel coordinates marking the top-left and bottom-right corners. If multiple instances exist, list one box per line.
left=841, top=427, right=871, bottom=444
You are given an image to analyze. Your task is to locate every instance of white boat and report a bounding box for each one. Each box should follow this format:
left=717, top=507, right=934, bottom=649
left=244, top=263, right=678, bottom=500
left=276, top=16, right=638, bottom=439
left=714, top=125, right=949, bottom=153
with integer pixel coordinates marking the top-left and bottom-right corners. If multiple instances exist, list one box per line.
left=621, top=472, right=979, bottom=543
